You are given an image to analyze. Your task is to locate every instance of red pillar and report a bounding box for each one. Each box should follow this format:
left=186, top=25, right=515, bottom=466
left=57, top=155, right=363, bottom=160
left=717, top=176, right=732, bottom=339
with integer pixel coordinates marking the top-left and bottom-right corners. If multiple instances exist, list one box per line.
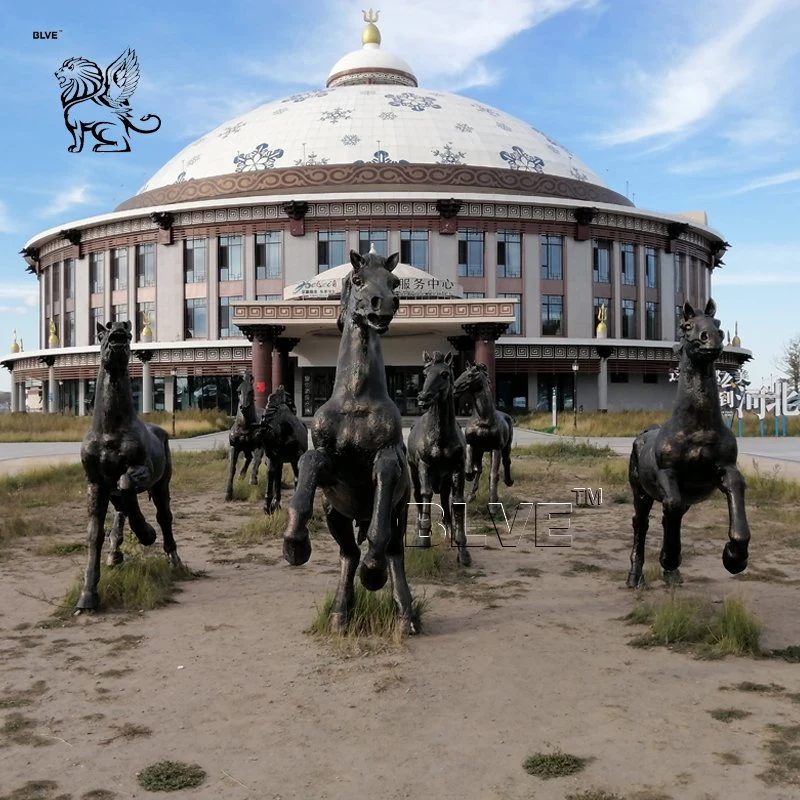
left=464, top=323, right=507, bottom=398
left=251, top=332, right=273, bottom=410
left=271, top=344, right=283, bottom=393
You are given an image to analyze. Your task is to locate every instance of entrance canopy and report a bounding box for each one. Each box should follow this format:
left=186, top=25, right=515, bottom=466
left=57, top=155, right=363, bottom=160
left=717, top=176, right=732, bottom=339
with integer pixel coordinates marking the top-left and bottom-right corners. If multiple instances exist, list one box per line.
left=283, top=262, right=463, bottom=300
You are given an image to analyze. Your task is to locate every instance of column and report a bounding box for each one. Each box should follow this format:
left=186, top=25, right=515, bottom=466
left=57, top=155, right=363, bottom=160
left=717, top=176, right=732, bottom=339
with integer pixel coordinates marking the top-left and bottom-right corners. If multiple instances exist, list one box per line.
left=597, top=345, right=614, bottom=413
left=248, top=325, right=285, bottom=409
left=137, top=351, right=154, bottom=413
left=78, top=379, right=86, bottom=417
left=273, top=337, right=300, bottom=398
left=18, top=381, right=26, bottom=413
left=48, top=363, right=57, bottom=413
left=463, top=323, right=508, bottom=397
left=9, top=372, right=18, bottom=412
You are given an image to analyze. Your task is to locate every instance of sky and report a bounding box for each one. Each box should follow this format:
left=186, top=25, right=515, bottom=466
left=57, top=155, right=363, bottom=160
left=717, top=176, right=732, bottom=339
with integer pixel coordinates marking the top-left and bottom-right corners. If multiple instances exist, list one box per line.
left=1, top=0, right=799, bottom=392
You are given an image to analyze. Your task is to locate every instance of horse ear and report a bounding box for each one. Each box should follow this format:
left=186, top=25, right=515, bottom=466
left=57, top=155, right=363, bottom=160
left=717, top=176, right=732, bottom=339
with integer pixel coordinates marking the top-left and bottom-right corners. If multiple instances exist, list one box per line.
left=122, top=320, right=131, bottom=333
left=683, top=301, right=695, bottom=320
left=385, top=252, right=400, bottom=272
left=349, top=249, right=363, bottom=272
left=704, top=298, right=717, bottom=318
left=105, top=320, right=113, bottom=329
left=478, top=363, right=488, bottom=374
left=464, top=360, right=472, bottom=369
left=96, top=323, right=106, bottom=339
left=422, top=350, right=431, bottom=364
left=444, top=352, right=453, bottom=366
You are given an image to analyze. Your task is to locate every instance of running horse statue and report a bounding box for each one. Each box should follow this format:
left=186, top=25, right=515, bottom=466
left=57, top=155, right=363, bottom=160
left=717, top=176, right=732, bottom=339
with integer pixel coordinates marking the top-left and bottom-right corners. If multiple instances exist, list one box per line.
left=224, top=372, right=264, bottom=501
left=626, top=298, right=750, bottom=587
left=77, top=320, right=182, bottom=611
left=407, top=350, right=471, bottom=566
left=452, top=361, right=514, bottom=504
left=282, top=246, right=416, bottom=634
left=258, top=385, right=308, bottom=515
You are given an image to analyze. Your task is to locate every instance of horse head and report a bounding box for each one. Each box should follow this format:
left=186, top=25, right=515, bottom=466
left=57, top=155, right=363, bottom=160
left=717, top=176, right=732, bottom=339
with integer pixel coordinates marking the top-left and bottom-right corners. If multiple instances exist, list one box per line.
left=338, top=246, right=400, bottom=334
left=97, top=320, right=132, bottom=373
left=678, top=298, right=724, bottom=365
left=453, top=361, right=489, bottom=400
left=417, top=350, right=454, bottom=411
left=237, top=372, right=255, bottom=410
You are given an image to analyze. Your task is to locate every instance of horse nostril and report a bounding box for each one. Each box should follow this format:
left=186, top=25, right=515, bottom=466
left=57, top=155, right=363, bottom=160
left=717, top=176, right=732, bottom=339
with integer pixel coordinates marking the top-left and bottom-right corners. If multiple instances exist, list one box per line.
left=700, top=331, right=709, bottom=343
left=371, top=296, right=380, bottom=310
left=392, top=297, right=399, bottom=311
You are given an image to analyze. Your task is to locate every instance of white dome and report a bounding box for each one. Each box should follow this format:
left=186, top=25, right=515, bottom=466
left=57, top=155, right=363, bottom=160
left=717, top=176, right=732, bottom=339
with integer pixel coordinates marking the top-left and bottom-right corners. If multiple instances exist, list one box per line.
left=138, top=84, right=605, bottom=194
left=327, top=43, right=417, bottom=88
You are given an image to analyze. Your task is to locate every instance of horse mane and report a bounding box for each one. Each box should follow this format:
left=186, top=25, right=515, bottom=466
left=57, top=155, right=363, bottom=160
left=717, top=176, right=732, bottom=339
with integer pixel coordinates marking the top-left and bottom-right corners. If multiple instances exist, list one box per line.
left=428, top=351, right=448, bottom=365
left=337, top=273, right=352, bottom=333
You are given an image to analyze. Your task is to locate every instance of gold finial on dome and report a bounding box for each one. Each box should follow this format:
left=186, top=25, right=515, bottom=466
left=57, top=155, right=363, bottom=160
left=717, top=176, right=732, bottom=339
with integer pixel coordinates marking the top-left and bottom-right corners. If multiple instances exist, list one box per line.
left=596, top=303, right=608, bottom=339
left=10, top=329, right=20, bottom=353
left=362, top=8, right=381, bottom=46
left=731, top=321, right=741, bottom=348
left=48, top=318, right=58, bottom=347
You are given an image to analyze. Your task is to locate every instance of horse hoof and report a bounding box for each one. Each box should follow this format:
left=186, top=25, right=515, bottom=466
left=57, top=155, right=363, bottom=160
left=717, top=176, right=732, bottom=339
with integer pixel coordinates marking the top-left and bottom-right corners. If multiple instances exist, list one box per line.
left=283, top=535, right=311, bottom=566
left=412, top=535, right=431, bottom=549
left=359, top=557, right=388, bottom=591
left=457, top=548, right=472, bottom=567
left=722, top=543, right=748, bottom=575
left=625, top=571, right=644, bottom=589
left=106, top=551, right=124, bottom=567
left=504, top=477, right=514, bottom=487
left=465, top=471, right=475, bottom=481
left=329, top=612, right=347, bottom=634
left=224, top=493, right=233, bottom=502
left=134, top=525, right=157, bottom=547
left=396, top=616, right=416, bottom=636
left=663, top=568, right=683, bottom=586
left=76, top=591, right=98, bottom=611
left=168, top=553, right=184, bottom=570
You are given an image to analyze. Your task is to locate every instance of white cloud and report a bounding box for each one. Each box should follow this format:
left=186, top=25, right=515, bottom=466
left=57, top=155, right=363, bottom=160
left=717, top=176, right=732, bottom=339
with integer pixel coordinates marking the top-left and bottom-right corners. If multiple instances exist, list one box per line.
left=713, top=243, right=800, bottom=285
left=597, top=0, right=794, bottom=146
left=0, top=284, right=38, bottom=309
left=0, top=200, right=15, bottom=233
left=39, top=184, right=96, bottom=218
left=724, top=167, right=800, bottom=196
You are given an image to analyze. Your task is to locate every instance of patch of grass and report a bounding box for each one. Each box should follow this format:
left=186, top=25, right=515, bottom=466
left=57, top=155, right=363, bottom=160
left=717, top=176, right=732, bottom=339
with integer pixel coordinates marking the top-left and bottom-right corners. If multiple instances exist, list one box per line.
left=403, top=534, right=469, bottom=583
left=626, top=593, right=762, bottom=658
left=725, top=681, right=785, bottom=694
left=137, top=761, right=207, bottom=792
left=1, top=713, right=52, bottom=747
left=0, top=681, right=47, bottom=710
left=516, top=566, right=542, bottom=578
left=709, top=708, right=752, bottom=723
left=770, top=646, right=800, bottom=663
left=566, top=560, right=604, bottom=575
left=230, top=507, right=288, bottom=545
left=0, top=781, right=69, bottom=800
left=759, top=724, right=800, bottom=787
left=744, top=462, right=800, bottom=504
left=81, top=792, right=117, bottom=800
left=100, top=722, right=152, bottom=745
left=735, top=565, right=792, bottom=583
left=612, top=493, right=628, bottom=504
left=595, top=460, right=629, bottom=486
left=565, top=791, right=622, bottom=800
left=522, top=750, right=590, bottom=779
left=36, top=541, right=85, bottom=556
left=513, top=441, right=616, bottom=461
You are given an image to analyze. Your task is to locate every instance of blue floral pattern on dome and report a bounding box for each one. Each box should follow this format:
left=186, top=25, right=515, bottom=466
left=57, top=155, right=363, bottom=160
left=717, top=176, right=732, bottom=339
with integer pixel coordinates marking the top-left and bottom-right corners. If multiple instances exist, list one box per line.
left=385, top=93, right=442, bottom=112
left=499, top=146, right=544, bottom=172
left=219, top=122, right=245, bottom=139
left=174, top=171, right=186, bottom=183
left=272, top=107, right=288, bottom=115
left=496, top=122, right=512, bottom=132
left=320, top=107, right=352, bottom=124
left=354, top=149, right=409, bottom=165
left=455, top=123, right=473, bottom=133
left=531, top=126, right=570, bottom=156
left=233, top=143, right=285, bottom=173
left=472, top=103, right=499, bottom=117
left=185, top=155, right=201, bottom=166
left=294, top=152, right=329, bottom=166
left=282, top=90, right=329, bottom=103
left=570, top=166, right=588, bottom=181
left=341, top=134, right=361, bottom=146
left=432, top=142, right=465, bottom=165
left=379, top=111, right=396, bottom=120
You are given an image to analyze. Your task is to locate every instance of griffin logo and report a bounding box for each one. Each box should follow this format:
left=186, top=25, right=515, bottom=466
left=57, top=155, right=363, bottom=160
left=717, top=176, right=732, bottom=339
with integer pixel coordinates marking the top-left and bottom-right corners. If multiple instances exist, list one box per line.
left=55, top=48, right=161, bottom=153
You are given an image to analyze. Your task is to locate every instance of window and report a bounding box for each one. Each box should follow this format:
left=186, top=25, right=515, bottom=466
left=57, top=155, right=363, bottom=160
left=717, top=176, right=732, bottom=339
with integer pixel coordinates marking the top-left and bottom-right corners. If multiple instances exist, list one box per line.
left=184, top=298, right=207, bottom=339
left=674, top=253, right=685, bottom=294
left=541, top=295, right=563, bottom=336
left=64, top=310, right=75, bottom=347
left=137, top=301, right=155, bottom=338
left=255, top=232, right=282, bottom=279
left=89, top=252, right=104, bottom=294
left=256, top=294, right=282, bottom=301
left=458, top=230, right=484, bottom=277
left=645, top=246, right=658, bottom=289
left=184, top=238, right=207, bottom=283
left=219, top=296, right=243, bottom=338
left=52, top=314, right=60, bottom=348
left=136, top=243, right=155, bottom=288
left=45, top=269, right=51, bottom=310
left=318, top=231, right=347, bottom=273
left=643, top=373, right=659, bottom=384
left=621, top=298, right=637, bottom=338
left=465, top=292, right=485, bottom=298
left=400, top=230, right=428, bottom=270
left=499, top=293, right=522, bottom=334
left=359, top=230, right=388, bottom=256
left=218, top=235, right=243, bottom=281
left=645, top=301, right=659, bottom=339
left=112, top=303, right=128, bottom=323
left=540, top=234, right=563, bottom=280
left=593, top=240, right=611, bottom=283
left=497, top=232, right=521, bottom=278
left=610, top=372, right=629, bottom=383
left=90, top=306, right=104, bottom=341
left=64, top=258, right=75, bottom=299
left=620, top=243, right=636, bottom=285
left=52, top=262, right=60, bottom=303
left=675, top=304, right=683, bottom=338
left=111, top=248, right=128, bottom=291
left=593, top=297, right=611, bottom=337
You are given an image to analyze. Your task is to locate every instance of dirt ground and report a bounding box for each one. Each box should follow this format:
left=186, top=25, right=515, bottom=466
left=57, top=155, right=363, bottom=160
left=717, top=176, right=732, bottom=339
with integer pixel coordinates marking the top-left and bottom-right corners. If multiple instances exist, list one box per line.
left=2, top=450, right=800, bottom=800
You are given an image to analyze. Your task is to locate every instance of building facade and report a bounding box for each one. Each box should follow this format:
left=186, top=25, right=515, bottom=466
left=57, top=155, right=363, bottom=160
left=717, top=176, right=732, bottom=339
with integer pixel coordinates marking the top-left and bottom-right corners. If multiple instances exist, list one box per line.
left=3, top=14, right=750, bottom=416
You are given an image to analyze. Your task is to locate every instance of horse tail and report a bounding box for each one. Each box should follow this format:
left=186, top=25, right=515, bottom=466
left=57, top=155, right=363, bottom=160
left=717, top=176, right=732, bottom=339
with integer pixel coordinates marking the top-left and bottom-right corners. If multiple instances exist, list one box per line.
left=125, top=113, right=161, bottom=134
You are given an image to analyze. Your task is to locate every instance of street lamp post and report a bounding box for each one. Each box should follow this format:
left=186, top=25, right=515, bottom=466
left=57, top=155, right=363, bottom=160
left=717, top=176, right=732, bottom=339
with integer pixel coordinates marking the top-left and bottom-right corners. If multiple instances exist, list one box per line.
left=170, top=368, right=177, bottom=438
left=572, top=360, right=579, bottom=432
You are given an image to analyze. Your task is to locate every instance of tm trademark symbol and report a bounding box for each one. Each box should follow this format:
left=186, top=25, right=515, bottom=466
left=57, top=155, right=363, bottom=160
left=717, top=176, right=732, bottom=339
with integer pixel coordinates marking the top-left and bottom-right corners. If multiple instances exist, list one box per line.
left=571, top=487, right=603, bottom=507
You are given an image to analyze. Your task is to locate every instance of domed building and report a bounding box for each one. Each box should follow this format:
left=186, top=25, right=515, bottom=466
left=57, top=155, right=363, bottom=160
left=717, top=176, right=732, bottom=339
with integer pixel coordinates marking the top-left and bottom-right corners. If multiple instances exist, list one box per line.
left=4, top=12, right=750, bottom=416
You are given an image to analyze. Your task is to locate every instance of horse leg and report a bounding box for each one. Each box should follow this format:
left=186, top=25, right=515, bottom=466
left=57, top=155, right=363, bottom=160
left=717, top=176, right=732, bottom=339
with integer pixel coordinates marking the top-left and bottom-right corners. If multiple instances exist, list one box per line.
left=151, top=451, right=181, bottom=569
left=448, top=469, right=471, bottom=567
left=626, top=486, right=654, bottom=588
left=224, top=445, right=237, bottom=501
left=719, top=465, right=750, bottom=574
left=264, top=458, right=280, bottom=515
left=123, top=491, right=157, bottom=547
left=464, top=442, right=475, bottom=481
left=239, top=451, right=252, bottom=480
left=283, top=449, right=331, bottom=566
left=488, top=448, right=502, bottom=505
left=656, top=468, right=685, bottom=584
left=360, top=446, right=405, bottom=592
left=325, top=507, right=360, bottom=633
left=387, top=493, right=416, bottom=635
left=106, top=500, right=126, bottom=567
left=412, top=461, right=432, bottom=549
left=291, top=458, right=300, bottom=489
left=77, top=484, right=110, bottom=611
left=250, top=447, right=263, bottom=486
left=502, top=431, right=514, bottom=487
left=468, top=448, right=484, bottom=502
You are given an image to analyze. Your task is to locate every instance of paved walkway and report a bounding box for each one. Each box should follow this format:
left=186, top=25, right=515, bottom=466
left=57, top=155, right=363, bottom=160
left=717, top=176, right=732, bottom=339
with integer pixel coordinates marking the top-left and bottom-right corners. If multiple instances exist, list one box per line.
left=2, top=428, right=799, bottom=478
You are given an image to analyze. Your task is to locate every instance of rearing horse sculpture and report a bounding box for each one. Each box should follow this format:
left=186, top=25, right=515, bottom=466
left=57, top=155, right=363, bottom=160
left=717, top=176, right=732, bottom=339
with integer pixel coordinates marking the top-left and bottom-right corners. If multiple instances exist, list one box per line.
left=78, top=321, right=182, bottom=611
left=626, top=298, right=750, bottom=587
left=407, top=351, right=471, bottom=566
left=452, top=362, right=514, bottom=504
left=282, top=247, right=416, bottom=634
left=224, top=372, right=264, bottom=501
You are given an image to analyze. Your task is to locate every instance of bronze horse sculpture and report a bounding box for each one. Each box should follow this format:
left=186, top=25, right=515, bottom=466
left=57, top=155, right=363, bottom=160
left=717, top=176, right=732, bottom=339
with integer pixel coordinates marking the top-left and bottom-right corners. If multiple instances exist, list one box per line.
left=78, top=321, right=182, bottom=611
left=258, top=385, right=308, bottom=515
left=282, top=247, right=416, bottom=633
left=407, top=351, right=471, bottom=566
left=626, top=298, right=750, bottom=587
left=224, top=372, right=265, bottom=501
left=452, top=361, right=514, bottom=504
